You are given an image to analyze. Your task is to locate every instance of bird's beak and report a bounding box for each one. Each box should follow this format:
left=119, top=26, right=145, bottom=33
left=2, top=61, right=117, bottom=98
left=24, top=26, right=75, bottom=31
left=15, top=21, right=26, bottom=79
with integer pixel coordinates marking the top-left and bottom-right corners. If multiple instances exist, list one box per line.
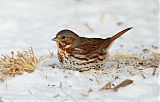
left=52, top=37, right=61, bottom=43
left=52, top=37, right=57, bottom=41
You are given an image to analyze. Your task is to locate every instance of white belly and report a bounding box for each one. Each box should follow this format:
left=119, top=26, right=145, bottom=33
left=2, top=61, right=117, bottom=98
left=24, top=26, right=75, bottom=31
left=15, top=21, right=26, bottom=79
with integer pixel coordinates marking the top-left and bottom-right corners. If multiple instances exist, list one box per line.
left=60, top=55, right=107, bottom=71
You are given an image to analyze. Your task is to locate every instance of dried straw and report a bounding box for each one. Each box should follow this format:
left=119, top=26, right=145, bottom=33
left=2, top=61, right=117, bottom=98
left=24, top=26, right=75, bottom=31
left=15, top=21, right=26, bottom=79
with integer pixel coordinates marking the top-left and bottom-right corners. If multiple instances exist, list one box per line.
left=0, top=48, right=39, bottom=80
left=113, top=53, right=159, bottom=68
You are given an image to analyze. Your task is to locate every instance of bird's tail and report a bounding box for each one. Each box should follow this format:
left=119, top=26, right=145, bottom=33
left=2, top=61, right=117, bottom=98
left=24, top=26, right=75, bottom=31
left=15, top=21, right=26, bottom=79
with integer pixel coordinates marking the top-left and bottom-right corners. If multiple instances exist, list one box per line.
left=103, top=27, right=133, bottom=48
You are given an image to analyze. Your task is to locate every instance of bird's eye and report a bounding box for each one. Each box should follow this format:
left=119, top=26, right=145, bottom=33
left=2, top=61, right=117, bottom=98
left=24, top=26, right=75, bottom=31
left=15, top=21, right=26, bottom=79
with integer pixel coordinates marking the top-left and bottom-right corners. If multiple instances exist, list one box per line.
left=61, top=36, right=66, bottom=39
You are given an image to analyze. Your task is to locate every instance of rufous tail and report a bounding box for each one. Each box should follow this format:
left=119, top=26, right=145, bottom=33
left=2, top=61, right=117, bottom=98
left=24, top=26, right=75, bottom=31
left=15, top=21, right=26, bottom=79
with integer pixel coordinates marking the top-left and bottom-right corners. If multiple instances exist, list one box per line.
left=104, top=27, right=133, bottom=48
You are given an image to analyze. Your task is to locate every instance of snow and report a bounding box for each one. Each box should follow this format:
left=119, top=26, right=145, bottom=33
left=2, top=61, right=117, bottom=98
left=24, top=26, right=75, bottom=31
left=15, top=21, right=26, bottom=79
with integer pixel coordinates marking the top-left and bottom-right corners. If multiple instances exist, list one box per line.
left=0, top=0, right=159, bottom=102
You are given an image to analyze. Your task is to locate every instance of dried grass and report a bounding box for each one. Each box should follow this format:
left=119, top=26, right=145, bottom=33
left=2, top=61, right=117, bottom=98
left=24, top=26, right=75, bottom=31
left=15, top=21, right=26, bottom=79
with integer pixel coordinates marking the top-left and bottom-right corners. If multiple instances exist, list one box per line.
left=113, top=53, right=159, bottom=68
left=0, top=48, right=39, bottom=80
left=84, top=23, right=94, bottom=32
left=81, top=88, right=93, bottom=97
left=114, top=53, right=144, bottom=62
left=99, top=82, right=112, bottom=91
left=99, top=11, right=106, bottom=24
left=53, top=94, right=60, bottom=98
left=152, top=52, right=160, bottom=75
left=0, top=97, right=3, bottom=102
left=99, top=79, right=133, bottom=91
left=112, top=79, right=133, bottom=91
left=48, top=50, right=54, bottom=58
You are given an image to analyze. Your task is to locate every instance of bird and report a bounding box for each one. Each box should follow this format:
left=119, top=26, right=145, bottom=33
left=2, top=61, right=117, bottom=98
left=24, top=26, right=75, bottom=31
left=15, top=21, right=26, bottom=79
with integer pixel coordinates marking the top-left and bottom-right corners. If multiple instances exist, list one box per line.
left=52, top=27, right=133, bottom=71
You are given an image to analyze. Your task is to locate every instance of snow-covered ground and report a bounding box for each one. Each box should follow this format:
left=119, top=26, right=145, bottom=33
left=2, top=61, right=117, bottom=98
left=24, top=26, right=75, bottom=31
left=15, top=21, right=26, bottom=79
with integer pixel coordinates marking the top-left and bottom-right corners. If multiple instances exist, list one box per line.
left=0, top=0, right=159, bottom=102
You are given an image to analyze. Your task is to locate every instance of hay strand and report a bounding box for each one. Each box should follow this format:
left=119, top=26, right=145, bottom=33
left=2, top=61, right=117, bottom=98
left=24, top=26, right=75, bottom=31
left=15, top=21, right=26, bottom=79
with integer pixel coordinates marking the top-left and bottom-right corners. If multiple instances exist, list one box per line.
left=0, top=48, right=39, bottom=80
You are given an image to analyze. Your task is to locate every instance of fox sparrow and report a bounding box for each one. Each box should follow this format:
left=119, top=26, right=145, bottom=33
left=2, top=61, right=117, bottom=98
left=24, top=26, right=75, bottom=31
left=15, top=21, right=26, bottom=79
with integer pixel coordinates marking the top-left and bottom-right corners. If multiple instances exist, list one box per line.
left=52, top=27, right=132, bottom=71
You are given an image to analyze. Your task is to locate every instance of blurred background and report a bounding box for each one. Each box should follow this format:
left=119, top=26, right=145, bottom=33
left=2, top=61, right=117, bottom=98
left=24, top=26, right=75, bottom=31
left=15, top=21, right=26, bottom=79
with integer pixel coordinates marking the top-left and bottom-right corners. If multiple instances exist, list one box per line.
left=0, top=0, right=158, bottom=55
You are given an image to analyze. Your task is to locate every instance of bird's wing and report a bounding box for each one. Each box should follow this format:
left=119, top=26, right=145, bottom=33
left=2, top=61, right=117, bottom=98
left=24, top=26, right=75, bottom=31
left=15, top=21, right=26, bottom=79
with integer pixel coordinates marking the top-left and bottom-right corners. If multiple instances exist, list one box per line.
left=71, top=37, right=105, bottom=55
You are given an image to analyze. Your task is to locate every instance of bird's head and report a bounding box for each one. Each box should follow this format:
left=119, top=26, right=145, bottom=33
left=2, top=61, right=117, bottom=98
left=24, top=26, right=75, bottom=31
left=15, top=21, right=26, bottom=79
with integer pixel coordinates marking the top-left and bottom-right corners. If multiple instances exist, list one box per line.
left=52, top=29, right=79, bottom=48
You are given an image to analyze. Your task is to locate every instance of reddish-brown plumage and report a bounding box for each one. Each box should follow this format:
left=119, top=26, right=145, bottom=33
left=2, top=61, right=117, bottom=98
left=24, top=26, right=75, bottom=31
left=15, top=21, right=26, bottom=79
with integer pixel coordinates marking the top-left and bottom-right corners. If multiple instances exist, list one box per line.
left=52, top=27, right=132, bottom=71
